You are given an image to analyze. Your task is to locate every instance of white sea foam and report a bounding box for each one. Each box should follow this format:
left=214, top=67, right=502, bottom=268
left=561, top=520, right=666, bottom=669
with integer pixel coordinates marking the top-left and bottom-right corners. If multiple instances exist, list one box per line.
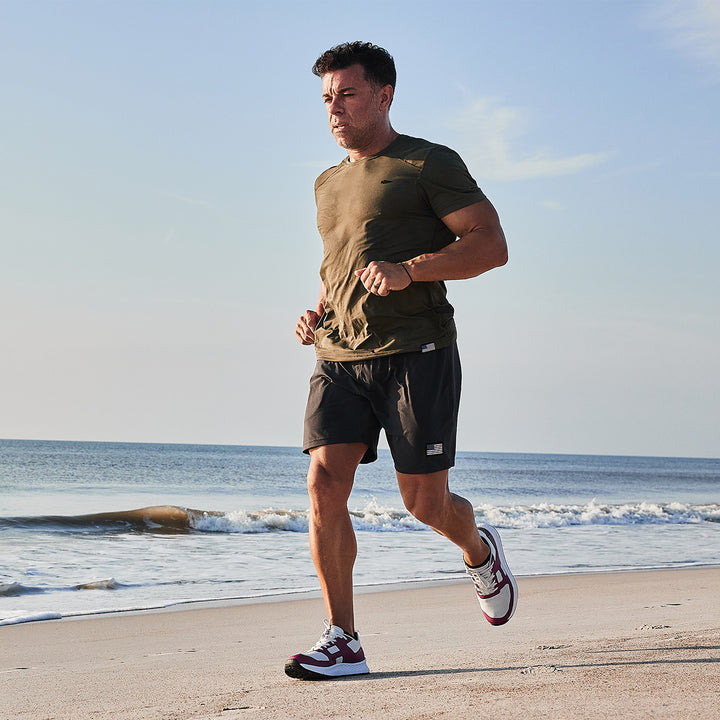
left=190, top=508, right=309, bottom=533
left=187, top=499, right=719, bottom=533
left=0, top=611, right=63, bottom=626
left=474, top=500, right=720, bottom=529
left=75, top=578, right=120, bottom=590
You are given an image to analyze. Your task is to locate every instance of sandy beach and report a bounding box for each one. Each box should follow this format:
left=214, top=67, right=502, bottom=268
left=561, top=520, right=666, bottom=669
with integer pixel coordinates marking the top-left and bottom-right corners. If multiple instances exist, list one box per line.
left=2, top=567, right=718, bottom=719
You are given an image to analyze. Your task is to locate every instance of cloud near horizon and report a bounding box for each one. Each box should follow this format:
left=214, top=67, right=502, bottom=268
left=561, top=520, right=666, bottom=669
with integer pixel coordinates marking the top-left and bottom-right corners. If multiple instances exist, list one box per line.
left=447, top=97, right=609, bottom=182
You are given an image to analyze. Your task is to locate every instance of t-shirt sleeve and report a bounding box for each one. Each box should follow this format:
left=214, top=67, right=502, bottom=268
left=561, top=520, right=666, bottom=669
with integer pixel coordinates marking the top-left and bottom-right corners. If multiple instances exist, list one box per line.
left=418, top=146, right=486, bottom=219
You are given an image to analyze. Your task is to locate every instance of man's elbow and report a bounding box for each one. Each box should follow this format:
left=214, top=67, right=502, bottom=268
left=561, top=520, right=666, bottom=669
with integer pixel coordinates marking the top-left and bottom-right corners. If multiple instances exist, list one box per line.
left=489, top=232, right=508, bottom=270
left=461, top=228, right=508, bottom=276
left=467, top=242, right=507, bottom=277
left=496, top=241, right=508, bottom=268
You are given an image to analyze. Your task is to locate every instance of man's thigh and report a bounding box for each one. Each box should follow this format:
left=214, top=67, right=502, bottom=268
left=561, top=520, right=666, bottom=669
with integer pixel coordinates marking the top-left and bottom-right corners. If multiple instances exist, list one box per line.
left=381, top=344, right=462, bottom=475
left=303, top=361, right=382, bottom=464
left=307, top=442, right=369, bottom=480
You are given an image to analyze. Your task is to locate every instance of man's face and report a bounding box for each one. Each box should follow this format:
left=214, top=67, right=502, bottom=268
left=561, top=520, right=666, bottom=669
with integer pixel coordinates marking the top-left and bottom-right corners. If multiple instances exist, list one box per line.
left=322, top=64, right=387, bottom=153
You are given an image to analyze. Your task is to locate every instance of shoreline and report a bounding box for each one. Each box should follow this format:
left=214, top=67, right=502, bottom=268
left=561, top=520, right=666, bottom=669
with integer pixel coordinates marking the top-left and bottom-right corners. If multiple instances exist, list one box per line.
left=5, top=562, right=720, bottom=627
left=3, top=566, right=719, bottom=719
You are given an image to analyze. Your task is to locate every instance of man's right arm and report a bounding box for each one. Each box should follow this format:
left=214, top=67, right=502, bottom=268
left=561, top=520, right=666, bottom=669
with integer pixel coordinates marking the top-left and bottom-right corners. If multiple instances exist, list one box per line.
left=295, top=282, right=326, bottom=345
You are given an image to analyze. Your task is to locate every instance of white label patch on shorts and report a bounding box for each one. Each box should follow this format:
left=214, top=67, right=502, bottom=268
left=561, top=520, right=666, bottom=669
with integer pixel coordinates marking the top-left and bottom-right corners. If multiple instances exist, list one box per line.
left=421, top=343, right=436, bottom=353
left=426, top=443, right=444, bottom=456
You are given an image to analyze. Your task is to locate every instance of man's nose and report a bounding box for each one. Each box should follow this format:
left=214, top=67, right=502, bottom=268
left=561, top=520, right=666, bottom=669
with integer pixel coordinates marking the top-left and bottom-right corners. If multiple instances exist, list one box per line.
left=328, top=96, right=343, bottom=114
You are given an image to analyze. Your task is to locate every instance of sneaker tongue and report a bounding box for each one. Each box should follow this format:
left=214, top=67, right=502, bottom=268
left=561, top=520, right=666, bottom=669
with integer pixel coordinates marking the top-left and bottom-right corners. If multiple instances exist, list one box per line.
left=328, top=624, right=346, bottom=638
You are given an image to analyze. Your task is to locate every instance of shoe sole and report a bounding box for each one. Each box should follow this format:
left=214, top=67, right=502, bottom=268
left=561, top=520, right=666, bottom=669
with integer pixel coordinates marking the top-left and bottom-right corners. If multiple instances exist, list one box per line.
left=477, top=523, right=518, bottom=625
left=284, top=658, right=370, bottom=680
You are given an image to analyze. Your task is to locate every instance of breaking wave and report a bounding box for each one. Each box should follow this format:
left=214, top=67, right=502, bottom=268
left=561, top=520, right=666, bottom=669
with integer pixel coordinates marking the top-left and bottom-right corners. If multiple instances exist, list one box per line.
left=1, top=500, right=718, bottom=536
left=0, top=578, right=124, bottom=599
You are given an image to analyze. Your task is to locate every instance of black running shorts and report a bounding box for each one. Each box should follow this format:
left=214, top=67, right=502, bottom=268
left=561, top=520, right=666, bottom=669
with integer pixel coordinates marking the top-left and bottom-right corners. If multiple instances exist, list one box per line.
left=303, top=343, right=462, bottom=474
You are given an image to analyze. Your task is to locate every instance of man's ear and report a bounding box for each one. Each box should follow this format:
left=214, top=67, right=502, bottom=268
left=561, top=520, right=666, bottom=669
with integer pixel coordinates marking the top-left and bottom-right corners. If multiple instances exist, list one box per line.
left=379, top=84, right=394, bottom=109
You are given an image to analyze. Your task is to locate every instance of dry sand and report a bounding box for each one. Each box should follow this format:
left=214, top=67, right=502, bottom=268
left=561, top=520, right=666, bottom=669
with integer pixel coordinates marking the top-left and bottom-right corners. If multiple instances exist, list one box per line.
left=2, top=567, right=718, bottom=720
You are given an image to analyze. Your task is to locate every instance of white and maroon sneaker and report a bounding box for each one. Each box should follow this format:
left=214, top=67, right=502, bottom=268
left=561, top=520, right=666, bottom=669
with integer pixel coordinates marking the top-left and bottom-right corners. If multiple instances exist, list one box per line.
left=465, top=523, right=518, bottom=626
left=285, top=621, right=370, bottom=680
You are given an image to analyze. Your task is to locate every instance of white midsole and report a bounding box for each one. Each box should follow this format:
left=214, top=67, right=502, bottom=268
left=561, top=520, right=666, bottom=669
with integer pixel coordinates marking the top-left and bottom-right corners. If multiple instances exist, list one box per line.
left=299, top=660, right=370, bottom=677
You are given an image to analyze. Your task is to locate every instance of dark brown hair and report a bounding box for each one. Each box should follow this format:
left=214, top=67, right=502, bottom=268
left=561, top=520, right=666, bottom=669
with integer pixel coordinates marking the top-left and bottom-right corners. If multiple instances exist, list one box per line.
left=312, top=41, right=396, bottom=91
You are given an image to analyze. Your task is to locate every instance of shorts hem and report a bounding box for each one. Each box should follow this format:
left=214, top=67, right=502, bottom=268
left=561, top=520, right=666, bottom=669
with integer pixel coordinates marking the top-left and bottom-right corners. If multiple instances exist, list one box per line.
left=393, top=458, right=455, bottom=475
left=302, top=438, right=378, bottom=465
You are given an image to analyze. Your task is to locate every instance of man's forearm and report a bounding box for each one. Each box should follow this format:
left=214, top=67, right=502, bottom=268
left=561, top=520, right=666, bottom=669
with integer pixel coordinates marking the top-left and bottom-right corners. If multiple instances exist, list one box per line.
left=402, top=228, right=508, bottom=282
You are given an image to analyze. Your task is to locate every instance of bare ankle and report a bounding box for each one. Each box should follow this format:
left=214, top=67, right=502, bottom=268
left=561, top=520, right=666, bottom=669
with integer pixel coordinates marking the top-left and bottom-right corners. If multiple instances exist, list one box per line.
left=464, top=538, right=491, bottom=567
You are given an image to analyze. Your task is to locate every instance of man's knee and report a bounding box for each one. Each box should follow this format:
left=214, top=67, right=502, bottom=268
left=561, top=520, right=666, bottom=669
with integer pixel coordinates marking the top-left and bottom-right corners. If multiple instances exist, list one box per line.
left=397, top=470, right=452, bottom=528
left=306, top=443, right=365, bottom=507
left=404, top=495, right=446, bottom=528
left=400, top=487, right=446, bottom=528
left=307, top=462, right=350, bottom=503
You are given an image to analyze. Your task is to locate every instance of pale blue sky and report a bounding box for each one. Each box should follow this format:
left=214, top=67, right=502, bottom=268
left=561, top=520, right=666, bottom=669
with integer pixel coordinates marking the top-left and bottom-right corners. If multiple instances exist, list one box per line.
left=1, top=0, right=718, bottom=457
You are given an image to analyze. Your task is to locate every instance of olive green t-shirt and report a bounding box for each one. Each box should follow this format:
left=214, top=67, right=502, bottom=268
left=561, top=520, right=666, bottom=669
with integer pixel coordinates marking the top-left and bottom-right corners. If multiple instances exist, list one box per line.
left=313, top=134, right=486, bottom=361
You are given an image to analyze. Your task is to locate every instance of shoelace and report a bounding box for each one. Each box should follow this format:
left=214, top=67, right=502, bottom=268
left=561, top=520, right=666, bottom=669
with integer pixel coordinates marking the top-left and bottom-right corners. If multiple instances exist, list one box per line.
left=311, top=620, right=342, bottom=651
left=468, top=559, right=497, bottom=595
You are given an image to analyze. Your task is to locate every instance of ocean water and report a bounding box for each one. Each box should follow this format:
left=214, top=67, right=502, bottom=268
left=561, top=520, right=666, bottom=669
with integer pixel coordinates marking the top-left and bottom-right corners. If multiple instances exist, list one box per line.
left=0, top=440, right=718, bottom=626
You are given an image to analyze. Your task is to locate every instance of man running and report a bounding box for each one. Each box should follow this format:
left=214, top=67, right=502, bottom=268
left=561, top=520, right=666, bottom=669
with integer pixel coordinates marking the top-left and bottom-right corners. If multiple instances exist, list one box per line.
left=287, top=41, right=516, bottom=680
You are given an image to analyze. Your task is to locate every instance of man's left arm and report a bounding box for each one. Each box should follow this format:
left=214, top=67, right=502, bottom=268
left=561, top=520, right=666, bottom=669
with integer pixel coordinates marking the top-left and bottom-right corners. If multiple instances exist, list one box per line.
left=355, top=199, right=508, bottom=296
